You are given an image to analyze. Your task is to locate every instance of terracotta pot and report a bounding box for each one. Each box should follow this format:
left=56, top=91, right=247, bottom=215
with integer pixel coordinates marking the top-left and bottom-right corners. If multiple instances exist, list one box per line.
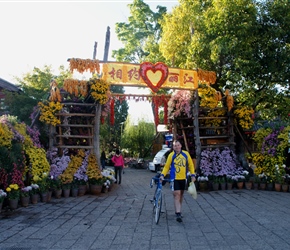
left=31, top=194, right=39, bottom=204
left=62, top=188, right=70, bottom=198
left=227, top=183, right=233, bottom=190
left=90, top=184, right=102, bottom=195
left=220, top=182, right=226, bottom=190
left=198, top=182, right=208, bottom=192
left=253, top=183, right=259, bottom=190
left=282, top=184, right=288, bottom=192
left=259, top=183, right=266, bottom=190
left=78, top=185, right=87, bottom=196
left=212, top=183, right=219, bottom=191
left=20, top=196, right=30, bottom=207
left=47, top=190, right=52, bottom=202
left=71, top=188, right=78, bottom=197
left=41, top=192, right=48, bottom=202
left=9, top=199, right=19, bottom=210
left=245, top=182, right=252, bottom=190
left=54, top=189, right=62, bottom=199
left=267, top=183, right=273, bottom=191
left=274, top=183, right=281, bottom=192
left=237, top=181, right=244, bottom=189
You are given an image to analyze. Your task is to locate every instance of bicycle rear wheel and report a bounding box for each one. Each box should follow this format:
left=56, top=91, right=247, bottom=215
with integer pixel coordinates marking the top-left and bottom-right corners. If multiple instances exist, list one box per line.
left=154, top=192, right=162, bottom=224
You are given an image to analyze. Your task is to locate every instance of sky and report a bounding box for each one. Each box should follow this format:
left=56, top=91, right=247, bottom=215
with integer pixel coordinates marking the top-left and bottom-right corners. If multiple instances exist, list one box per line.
left=0, top=0, right=178, bottom=123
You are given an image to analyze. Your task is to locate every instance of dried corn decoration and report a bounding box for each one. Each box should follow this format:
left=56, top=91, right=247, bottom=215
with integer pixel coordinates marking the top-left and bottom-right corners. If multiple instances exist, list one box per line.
left=49, top=80, right=62, bottom=102
left=225, top=89, right=234, bottom=111
left=197, top=69, right=216, bottom=85
left=63, top=79, right=88, bottom=97
left=69, top=58, right=100, bottom=74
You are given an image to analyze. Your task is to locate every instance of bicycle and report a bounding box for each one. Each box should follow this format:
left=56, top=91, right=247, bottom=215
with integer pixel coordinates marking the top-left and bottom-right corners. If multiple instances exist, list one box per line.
left=150, top=175, right=173, bottom=224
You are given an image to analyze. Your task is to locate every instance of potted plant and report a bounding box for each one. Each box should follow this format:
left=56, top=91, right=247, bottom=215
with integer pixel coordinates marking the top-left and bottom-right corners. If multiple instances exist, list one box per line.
left=232, top=175, right=245, bottom=189
left=20, top=186, right=31, bottom=207
left=226, top=175, right=234, bottom=190
left=30, top=183, right=40, bottom=204
left=0, top=189, right=7, bottom=212
left=243, top=170, right=252, bottom=190
left=197, top=175, right=209, bottom=191
left=6, top=183, right=20, bottom=210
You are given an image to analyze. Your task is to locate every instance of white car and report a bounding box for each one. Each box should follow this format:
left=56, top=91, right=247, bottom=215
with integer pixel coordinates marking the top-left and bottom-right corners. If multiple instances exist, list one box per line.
left=149, top=146, right=171, bottom=172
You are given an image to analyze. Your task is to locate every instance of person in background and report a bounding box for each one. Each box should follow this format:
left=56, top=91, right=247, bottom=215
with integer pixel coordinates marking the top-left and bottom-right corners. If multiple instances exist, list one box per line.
left=160, top=140, right=196, bottom=223
left=111, top=149, right=125, bottom=184
left=100, top=149, right=107, bottom=170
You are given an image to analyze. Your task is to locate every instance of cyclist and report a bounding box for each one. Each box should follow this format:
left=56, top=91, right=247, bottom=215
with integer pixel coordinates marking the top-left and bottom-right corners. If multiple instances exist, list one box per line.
left=160, top=140, right=196, bottom=222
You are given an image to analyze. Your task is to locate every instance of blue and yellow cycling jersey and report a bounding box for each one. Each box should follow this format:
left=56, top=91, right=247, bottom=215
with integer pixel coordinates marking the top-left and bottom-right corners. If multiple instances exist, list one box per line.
left=161, top=150, right=195, bottom=180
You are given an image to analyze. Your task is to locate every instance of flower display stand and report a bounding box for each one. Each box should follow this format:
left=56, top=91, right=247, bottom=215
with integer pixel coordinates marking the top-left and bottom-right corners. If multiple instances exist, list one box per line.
left=90, top=184, right=102, bottom=195
left=20, top=196, right=30, bottom=207
left=9, top=199, right=19, bottom=210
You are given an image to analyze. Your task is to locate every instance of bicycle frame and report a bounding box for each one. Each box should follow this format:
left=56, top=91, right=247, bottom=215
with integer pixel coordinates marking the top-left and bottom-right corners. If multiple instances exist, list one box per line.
left=150, top=176, right=172, bottom=224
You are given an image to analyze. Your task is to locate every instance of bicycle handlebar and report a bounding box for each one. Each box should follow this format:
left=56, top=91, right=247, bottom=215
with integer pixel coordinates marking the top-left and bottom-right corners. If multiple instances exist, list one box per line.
left=150, top=176, right=173, bottom=188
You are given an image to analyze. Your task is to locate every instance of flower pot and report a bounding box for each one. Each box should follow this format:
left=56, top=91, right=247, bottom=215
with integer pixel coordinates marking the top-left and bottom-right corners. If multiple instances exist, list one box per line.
left=47, top=190, right=52, bottom=202
left=78, top=185, right=87, bottom=196
left=0, top=201, right=3, bottom=213
left=220, top=182, right=226, bottom=190
left=212, top=183, right=219, bottom=191
left=20, top=196, right=30, bottom=207
left=54, top=189, right=62, bottom=199
left=253, top=183, right=259, bottom=190
left=41, top=192, right=48, bottom=202
left=9, top=199, right=19, bottom=210
left=237, top=181, right=244, bottom=189
left=259, top=183, right=266, bottom=190
left=227, top=183, right=233, bottom=190
left=245, top=182, right=252, bottom=190
left=267, top=183, right=273, bottom=191
left=198, top=182, right=208, bottom=192
left=71, top=188, right=78, bottom=197
left=274, top=183, right=281, bottom=192
left=90, top=184, right=102, bottom=195
left=62, top=188, right=70, bottom=198
left=282, top=184, right=288, bottom=192
left=31, top=194, right=39, bottom=204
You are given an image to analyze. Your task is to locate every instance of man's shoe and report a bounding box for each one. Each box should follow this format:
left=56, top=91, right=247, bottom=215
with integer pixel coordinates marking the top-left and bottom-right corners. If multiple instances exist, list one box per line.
left=176, top=214, right=182, bottom=223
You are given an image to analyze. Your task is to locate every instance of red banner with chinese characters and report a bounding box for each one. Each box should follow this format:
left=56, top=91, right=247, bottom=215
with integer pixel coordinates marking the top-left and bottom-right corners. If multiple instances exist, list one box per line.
left=101, top=62, right=215, bottom=91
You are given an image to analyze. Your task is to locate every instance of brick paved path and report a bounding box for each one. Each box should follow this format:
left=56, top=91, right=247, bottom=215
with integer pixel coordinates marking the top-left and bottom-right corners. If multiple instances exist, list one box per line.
left=1, top=168, right=290, bottom=250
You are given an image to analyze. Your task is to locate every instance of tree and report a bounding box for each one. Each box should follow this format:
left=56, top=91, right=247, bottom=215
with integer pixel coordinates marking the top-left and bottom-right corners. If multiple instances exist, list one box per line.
left=160, top=0, right=290, bottom=121
left=112, top=0, right=168, bottom=64
left=121, top=116, right=155, bottom=158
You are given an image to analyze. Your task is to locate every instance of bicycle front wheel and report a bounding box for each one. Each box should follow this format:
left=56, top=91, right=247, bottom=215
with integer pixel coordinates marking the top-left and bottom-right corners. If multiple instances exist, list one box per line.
left=154, top=192, right=162, bottom=224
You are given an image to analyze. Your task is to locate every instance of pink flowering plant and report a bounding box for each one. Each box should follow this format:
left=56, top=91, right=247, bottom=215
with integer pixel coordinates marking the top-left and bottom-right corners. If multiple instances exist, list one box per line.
left=168, top=90, right=193, bottom=119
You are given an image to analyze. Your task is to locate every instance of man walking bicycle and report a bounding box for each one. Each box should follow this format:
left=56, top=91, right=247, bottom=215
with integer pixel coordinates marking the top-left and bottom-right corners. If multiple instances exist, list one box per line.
left=160, top=140, right=196, bottom=222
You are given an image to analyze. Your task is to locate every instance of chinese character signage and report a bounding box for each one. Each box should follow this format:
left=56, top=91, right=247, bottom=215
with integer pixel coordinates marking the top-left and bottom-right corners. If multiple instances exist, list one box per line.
left=101, top=62, right=215, bottom=92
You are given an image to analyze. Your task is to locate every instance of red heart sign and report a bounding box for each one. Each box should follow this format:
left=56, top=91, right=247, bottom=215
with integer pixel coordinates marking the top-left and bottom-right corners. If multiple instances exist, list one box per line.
left=139, top=62, right=169, bottom=93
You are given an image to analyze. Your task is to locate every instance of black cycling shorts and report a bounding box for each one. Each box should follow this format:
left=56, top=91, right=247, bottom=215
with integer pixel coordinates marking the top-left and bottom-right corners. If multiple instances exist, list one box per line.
left=174, top=179, right=186, bottom=191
